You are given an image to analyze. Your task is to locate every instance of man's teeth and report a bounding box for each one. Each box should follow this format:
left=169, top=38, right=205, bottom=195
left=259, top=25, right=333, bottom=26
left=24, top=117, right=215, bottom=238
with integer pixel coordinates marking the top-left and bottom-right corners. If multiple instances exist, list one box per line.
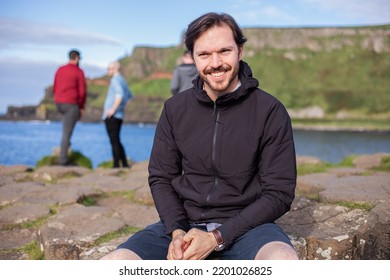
left=211, top=72, right=224, bottom=77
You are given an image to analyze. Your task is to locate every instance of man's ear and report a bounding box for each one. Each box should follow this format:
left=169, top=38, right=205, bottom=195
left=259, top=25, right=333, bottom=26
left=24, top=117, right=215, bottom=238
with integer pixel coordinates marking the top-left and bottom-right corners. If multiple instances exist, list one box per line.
left=238, top=46, right=243, bottom=60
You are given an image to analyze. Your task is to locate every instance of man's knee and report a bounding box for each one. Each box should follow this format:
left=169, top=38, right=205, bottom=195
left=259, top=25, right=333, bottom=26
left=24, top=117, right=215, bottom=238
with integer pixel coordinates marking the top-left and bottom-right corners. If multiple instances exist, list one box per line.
left=100, top=248, right=142, bottom=260
left=255, top=241, right=299, bottom=260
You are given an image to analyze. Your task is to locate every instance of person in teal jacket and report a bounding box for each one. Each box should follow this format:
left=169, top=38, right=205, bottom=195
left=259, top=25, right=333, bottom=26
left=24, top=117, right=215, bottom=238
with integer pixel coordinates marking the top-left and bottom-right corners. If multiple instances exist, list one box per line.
left=102, top=61, right=133, bottom=168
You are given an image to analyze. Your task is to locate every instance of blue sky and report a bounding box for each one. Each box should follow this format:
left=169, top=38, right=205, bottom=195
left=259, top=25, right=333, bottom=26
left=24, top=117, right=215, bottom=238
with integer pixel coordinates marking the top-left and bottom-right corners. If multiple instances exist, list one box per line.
left=0, top=0, right=389, bottom=113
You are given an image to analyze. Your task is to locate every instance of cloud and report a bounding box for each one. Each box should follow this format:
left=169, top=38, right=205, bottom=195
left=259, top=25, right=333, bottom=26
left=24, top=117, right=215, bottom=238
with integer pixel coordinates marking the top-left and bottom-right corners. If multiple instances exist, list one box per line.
left=0, top=17, right=123, bottom=50
left=227, top=0, right=297, bottom=26
left=302, top=0, right=390, bottom=24
left=0, top=57, right=105, bottom=113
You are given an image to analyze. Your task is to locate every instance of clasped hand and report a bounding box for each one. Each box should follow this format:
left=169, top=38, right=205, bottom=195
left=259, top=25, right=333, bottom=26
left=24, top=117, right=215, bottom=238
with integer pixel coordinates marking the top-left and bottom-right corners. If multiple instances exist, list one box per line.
left=167, top=228, right=217, bottom=260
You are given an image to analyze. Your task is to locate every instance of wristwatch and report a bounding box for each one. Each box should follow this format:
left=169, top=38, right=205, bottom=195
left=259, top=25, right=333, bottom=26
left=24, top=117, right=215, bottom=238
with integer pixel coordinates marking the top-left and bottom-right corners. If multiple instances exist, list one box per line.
left=211, top=229, right=226, bottom=251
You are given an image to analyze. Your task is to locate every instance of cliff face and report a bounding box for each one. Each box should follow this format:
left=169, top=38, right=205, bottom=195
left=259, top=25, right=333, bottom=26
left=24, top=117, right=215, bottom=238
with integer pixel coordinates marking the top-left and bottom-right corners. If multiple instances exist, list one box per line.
left=244, top=26, right=390, bottom=53
left=2, top=25, right=389, bottom=123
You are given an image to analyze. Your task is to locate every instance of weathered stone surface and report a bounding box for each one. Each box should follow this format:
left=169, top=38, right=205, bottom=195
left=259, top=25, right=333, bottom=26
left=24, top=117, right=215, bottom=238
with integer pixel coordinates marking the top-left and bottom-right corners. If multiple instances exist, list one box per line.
left=32, top=166, right=91, bottom=182
left=0, top=165, right=32, bottom=176
left=0, top=228, right=37, bottom=250
left=39, top=204, right=124, bottom=260
left=96, top=196, right=158, bottom=228
left=277, top=196, right=376, bottom=259
left=353, top=153, right=390, bottom=169
left=79, top=235, right=129, bottom=260
left=0, top=181, right=46, bottom=206
left=319, top=174, right=390, bottom=204
left=0, top=203, right=50, bottom=226
left=0, top=156, right=389, bottom=260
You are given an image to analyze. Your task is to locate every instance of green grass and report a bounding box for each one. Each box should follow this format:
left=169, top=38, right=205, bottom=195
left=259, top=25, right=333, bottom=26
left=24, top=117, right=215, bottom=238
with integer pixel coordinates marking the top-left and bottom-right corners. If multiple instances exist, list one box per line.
left=246, top=48, right=390, bottom=114
left=36, top=151, right=93, bottom=169
left=22, top=240, right=45, bottom=260
left=336, top=201, right=375, bottom=211
left=93, top=225, right=140, bottom=246
left=371, top=156, right=390, bottom=172
left=78, top=195, right=97, bottom=207
left=297, top=162, right=333, bottom=176
left=97, top=158, right=132, bottom=169
left=297, top=155, right=357, bottom=176
left=104, top=190, right=136, bottom=202
left=131, top=79, right=171, bottom=98
left=97, top=160, right=114, bottom=168
left=0, top=240, right=45, bottom=260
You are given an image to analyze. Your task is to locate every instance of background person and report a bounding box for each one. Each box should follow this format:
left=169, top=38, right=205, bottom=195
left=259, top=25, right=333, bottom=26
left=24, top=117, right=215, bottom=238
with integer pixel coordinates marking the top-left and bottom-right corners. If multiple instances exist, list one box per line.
left=53, top=49, right=86, bottom=166
left=102, top=61, right=133, bottom=168
left=101, top=12, right=298, bottom=260
left=170, top=50, right=198, bottom=95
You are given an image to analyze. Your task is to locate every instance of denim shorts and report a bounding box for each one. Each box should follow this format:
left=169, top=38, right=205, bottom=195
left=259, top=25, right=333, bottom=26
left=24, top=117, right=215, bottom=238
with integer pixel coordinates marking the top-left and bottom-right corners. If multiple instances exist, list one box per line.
left=117, top=221, right=293, bottom=260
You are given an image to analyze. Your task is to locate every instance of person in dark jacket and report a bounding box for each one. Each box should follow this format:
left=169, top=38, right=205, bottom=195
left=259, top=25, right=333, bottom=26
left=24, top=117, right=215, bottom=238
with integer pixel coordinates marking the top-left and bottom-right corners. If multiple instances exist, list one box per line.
left=170, top=50, right=198, bottom=95
left=101, top=12, right=298, bottom=260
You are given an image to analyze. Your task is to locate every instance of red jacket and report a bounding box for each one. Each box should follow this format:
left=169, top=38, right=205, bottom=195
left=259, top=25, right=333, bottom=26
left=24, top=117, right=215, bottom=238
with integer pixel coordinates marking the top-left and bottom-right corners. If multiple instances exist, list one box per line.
left=148, top=61, right=296, bottom=247
left=53, top=63, right=87, bottom=109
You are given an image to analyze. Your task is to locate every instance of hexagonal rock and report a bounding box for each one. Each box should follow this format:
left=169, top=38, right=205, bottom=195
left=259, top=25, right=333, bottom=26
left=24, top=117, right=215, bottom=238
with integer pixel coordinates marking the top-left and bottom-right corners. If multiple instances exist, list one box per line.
left=96, top=196, right=158, bottom=228
left=296, top=173, right=338, bottom=195
left=0, top=228, right=37, bottom=250
left=115, top=204, right=159, bottom=228
left=277, top=196, right=376, bottom=260
left=0, top=181, right=46, bottom=206
left=0, top=203, right=51, bottom=226
left=79, top=235, right=129, bottom=260
left=134, top=183, right=154, bottom=205
left=63, top=171, right=144, bottom=193
left=0, top=165, right=32, bottom=176
left=38, top=204, right=124, bottom=260
left=18, top=183, right=98, bottom=206
left=319, top=174, right=390, bottom=204
left=32, top=166, right=91, bottom=182
left=356, top=202, right=390, bottom=259
left=353, top=153, right=390, bottom=169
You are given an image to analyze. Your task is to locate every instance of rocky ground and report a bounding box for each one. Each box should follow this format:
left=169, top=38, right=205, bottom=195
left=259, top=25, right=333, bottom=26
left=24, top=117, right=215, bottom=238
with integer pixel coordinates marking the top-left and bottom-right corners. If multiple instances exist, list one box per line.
left=1, top=154, right=389, bottom=260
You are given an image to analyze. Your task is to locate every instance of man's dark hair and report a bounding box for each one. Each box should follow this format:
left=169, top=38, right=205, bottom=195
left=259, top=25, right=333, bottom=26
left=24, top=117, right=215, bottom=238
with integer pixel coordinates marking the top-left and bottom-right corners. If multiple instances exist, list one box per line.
left=68, top=49, right=81, bottom=60
left=185, top=13, right=247, bottom=55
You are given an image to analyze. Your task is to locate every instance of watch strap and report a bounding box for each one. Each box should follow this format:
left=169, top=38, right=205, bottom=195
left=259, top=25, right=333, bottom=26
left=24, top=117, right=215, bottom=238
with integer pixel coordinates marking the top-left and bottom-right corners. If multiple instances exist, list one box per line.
left=211, top=229, right=224, bottom=246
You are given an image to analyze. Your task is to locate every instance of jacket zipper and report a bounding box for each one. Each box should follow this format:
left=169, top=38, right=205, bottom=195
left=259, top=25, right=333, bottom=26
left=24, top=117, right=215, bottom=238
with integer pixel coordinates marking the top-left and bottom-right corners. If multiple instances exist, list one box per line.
left=204, top=102, right=220, bottom=212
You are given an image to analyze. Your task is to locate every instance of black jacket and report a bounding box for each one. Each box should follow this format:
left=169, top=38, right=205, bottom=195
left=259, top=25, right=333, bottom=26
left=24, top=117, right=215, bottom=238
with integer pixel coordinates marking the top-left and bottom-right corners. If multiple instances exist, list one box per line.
left=149, top=61, right=296, bottom=247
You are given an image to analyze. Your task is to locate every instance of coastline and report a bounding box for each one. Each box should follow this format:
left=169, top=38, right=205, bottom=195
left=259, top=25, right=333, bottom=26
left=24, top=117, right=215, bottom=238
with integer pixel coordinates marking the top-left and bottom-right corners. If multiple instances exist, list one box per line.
left=1, top=118, right=390, bottom=133
left=292, top=124, right=390, bottom=133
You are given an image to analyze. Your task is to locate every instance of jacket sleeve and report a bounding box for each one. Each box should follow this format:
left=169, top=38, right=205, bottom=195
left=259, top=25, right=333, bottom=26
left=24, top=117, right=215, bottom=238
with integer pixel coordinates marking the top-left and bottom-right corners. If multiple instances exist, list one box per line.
left=53, top=69, right=58, bottom=95
left=218, top=102, right=297, bottom=246
left=78, top=70, right=87, bottom=109
left=148, top=102, right=191, bottom=234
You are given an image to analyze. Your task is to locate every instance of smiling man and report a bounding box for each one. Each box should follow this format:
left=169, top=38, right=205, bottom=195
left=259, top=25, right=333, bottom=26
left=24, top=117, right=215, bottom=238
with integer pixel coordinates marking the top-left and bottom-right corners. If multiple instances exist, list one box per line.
left=101, top=12, right=298, bottom=260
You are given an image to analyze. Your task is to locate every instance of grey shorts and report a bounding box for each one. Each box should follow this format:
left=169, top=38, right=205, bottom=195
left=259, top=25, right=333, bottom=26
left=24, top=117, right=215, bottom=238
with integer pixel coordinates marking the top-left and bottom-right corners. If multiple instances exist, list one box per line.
left=117, top=221, right=293, bottom=260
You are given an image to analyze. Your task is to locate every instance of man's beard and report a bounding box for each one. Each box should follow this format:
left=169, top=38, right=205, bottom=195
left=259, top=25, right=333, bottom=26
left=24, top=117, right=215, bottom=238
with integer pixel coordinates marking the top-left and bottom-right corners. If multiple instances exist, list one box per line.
left=201, top=63, right=239, bottom=94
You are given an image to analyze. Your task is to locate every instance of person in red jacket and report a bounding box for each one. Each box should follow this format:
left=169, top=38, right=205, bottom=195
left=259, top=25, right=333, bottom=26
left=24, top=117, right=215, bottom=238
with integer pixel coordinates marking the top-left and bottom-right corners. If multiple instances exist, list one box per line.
left=53, top=49, right=86, bottom=165
left=101, top=13, right=298, bottom=260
